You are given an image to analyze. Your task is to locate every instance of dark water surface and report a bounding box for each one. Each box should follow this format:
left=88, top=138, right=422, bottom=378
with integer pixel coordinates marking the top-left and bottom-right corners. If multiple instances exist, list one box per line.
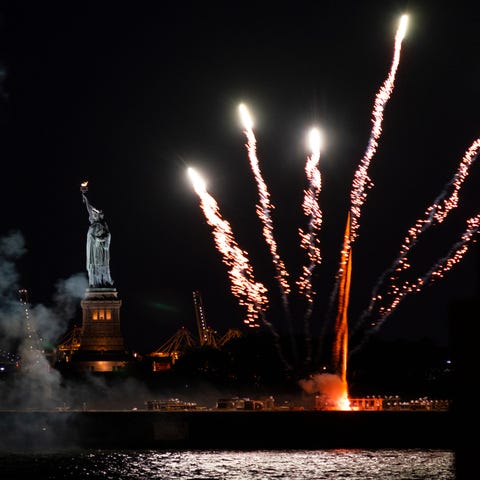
left=0, top=448, right=455, bottom=479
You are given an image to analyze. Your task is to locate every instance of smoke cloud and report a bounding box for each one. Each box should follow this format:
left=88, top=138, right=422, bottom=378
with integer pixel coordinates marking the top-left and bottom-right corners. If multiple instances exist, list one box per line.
left=299, top=372, right=345, bottom=407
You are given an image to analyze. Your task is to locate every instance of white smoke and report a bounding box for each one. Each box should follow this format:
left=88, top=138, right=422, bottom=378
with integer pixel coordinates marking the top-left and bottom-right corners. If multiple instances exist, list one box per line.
left=0, top=231, right=170, bottom=450
left=298, top=372, right=345, bottom=407
left=0, top=231, right=27, bottom=348
left=0, top=231, right=87, bottom=411
left=29, top=273, right=88, bottom=346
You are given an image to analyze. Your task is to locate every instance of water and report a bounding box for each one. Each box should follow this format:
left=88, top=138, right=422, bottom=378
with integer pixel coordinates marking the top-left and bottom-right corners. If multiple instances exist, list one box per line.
left=0, top=449, right=455, bottom=479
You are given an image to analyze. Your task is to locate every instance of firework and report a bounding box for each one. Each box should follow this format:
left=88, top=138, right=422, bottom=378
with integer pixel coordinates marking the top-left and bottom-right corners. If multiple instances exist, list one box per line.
left=331, top=213, right=352, bottom=386
left=238, top=103, right=291, bottom=298
left=297, top=127, right=324, bottom=364
left=297, top=127, right=323, bottom=304
left=352, top=137, right=480, bottom=342
left=188, top=13, right=477, bottom=410
left=349, top=14, right=409, bottom=243
left=327, top=13, right=410, bottom=328
left=187, top=167, right=268, bottom=327
left=380, top=215, right=478, bottom=328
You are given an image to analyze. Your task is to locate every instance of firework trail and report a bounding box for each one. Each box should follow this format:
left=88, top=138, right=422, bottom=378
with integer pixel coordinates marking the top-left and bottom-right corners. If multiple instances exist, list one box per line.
left=331, top=213, right=352, bottom=385
left=239, top=103, right=291, bottom=300
left=349, top=14, right=409, bottom=243
left=350, top=213, right=480, bottom=355
left=297, top=128, right=323, bottom=305
left=327, top=14, right=409, bottom=320
left=188, top=166, right=293, bottom=371
left=188, top=13, right=476, bottom=399
left=296, top=128, right=323, bottom=362
left=187, top=167, right=268, bottom=327
left=239, top=103, right=298, bottom=364
left=352, top=137, right=480, bottom=338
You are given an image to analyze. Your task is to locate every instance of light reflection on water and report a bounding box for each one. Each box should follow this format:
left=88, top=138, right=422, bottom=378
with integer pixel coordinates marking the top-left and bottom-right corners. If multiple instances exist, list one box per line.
left=0, top=449, right=455, bottom=479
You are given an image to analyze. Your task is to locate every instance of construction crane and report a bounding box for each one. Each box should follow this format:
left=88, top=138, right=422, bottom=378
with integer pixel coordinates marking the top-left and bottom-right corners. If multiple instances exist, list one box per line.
left=154, top=326, right=195, bottom=357
left=148, top=326, right=196, bottom=371
left=56, top=325, right=82, bottom=360
left=218, top=328, right=242, bottom=347
left=18, top=288, right=49, bottom=368
left=147, top=291, right=243, bottom=372
left=18, top=289, right=43, bottom=352
left=192, top=290, right=218, bottom=348
left=192, top=290, right=208, bottom=345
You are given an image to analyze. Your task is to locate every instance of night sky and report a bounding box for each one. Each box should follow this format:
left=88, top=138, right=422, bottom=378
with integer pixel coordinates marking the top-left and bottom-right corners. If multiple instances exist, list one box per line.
left=1, top=2, right=479, bottom=356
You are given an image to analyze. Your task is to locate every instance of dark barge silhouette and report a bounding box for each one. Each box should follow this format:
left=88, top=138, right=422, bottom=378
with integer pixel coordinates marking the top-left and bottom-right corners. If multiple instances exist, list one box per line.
left=0, top=408, right=454, bottom=451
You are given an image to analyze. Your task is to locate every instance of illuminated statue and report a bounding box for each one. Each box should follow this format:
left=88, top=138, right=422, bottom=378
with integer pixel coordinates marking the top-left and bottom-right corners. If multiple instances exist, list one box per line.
left=81, top=182, right=114, bottom=288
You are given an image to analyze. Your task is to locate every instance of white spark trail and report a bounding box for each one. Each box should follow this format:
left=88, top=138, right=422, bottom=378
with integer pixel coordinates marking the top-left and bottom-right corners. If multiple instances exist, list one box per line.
left=350, top=14, right=409, bottom=243
left=188, top=167, right=268, bottom=327
left=328, top=14, right=409, bottom=325
left=353, top=137, right=480, bottom=337
left=239, top=103, right=298, bottom=365
left=296, top=128, right=323, bottom=364
left=239, top=104, right=291, bottom=299
left=350, top=213, right=480, bottom=354
left=297, top=127, right=323, bottom=305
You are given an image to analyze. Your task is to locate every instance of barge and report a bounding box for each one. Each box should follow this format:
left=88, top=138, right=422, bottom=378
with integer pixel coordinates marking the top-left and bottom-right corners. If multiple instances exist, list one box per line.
left=0, top=408, right=454, bottom=451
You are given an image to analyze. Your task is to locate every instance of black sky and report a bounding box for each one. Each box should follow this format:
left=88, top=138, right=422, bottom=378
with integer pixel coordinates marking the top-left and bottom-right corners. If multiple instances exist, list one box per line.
left=1, top=1, right=479, bottom=355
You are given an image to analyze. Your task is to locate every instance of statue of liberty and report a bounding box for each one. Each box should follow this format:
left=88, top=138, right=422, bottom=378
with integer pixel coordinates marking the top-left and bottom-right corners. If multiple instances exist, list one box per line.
left=80, top=182, right=114, bottom=288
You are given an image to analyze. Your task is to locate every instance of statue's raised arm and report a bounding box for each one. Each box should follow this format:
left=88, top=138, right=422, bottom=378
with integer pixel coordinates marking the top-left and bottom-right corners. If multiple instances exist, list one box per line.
left=82, top=192, right=93, bottom=216
left=80, top=182, right=114, bottom=288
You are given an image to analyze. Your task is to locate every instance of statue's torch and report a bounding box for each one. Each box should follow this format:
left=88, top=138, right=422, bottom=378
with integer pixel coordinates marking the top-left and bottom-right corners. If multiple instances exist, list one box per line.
left=80, top=181, right=88, bottom=194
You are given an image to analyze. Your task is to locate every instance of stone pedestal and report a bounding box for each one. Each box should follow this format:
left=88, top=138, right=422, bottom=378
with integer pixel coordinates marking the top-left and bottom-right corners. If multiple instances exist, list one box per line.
left=69, top=288, right=133, bottom=373
left=79, top=288, right=125, bottom=352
